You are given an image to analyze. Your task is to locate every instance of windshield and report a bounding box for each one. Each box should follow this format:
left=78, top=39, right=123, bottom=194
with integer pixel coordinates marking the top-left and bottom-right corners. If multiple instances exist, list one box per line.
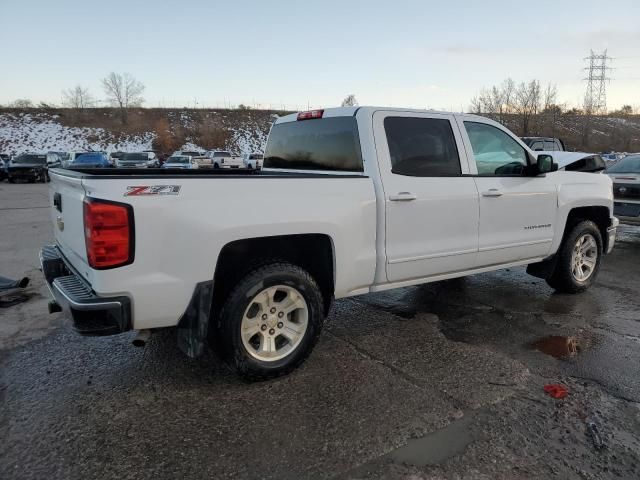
left=121, top=153, right=149, bottom=161
left=264, top=117, right=363, bottom=172
left=13, top=154, right=47, bottom=164
left=74, top=154, right=106, bottom=163
left=167, top=156, right=190, bottom=164
left=607, top=155, right=640, bottom=174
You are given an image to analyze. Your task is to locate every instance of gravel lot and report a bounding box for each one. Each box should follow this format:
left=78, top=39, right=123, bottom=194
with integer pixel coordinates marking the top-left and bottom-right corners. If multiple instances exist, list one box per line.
left=1, top=182, right=640, bottom=480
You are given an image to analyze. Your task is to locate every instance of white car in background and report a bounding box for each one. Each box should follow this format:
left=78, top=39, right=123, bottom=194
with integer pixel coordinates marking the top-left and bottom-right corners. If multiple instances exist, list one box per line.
left=161, top=155, right=198, bottom=169
left=242, top=153, right=263, bottom=169
left=206, top=150, right=243, bottom=169
left=538, top=151, right=606, bottom=173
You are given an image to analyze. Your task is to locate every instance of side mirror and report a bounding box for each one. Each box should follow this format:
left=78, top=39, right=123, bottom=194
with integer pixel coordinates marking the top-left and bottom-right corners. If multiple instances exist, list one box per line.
left=536, top=154, right=557, bottom=174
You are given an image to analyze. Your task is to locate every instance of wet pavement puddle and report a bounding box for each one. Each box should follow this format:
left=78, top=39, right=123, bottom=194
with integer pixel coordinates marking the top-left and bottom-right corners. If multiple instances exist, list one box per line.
left=386, top=414, right=475, bottom=467
left=532, top=335, right=578, bottom=358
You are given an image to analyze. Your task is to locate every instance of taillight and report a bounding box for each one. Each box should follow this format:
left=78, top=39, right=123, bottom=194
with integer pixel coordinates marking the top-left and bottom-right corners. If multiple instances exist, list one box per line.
left=297, top=109, right=324, bottom=121
left=83, top=198, right=134, bottom=269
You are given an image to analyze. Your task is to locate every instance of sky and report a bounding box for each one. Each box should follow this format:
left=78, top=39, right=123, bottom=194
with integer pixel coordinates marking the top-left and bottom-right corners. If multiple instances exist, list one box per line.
left=1, top=0, right=639, bottom=111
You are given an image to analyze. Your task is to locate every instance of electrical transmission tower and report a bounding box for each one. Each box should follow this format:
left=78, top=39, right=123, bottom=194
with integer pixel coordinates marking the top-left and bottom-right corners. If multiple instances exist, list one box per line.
left=583, top=50, right=612, bottom=115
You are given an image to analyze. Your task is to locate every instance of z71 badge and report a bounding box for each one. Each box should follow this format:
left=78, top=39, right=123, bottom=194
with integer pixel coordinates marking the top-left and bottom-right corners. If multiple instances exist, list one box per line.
left=125, top=185, right=181, bottom=196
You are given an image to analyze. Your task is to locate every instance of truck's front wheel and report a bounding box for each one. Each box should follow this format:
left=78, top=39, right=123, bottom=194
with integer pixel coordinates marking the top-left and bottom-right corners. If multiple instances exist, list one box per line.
left=218, top=262, right=324, bottom=380
left=546, top=220, right=602, bottom=293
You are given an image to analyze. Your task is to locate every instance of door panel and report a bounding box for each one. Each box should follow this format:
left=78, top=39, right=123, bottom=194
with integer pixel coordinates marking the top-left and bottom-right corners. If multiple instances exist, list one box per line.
left=474, top=176, right=557, bottom=265
left=457, top=118, right=558, bottom=266
left=373, top=111, right=479, bottom=283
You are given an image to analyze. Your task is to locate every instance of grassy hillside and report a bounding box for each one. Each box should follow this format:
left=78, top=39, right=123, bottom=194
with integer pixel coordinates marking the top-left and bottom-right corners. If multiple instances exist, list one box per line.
left=1, top=107, right=639, bottom=155
left=0, top=107, right=286, bottom=156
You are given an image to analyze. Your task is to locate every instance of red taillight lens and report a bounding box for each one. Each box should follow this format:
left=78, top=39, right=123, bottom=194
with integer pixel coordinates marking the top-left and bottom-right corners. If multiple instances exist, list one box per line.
left=83, top=198, right=134, bottom=269
left=297, top=109, right=324, bottom=121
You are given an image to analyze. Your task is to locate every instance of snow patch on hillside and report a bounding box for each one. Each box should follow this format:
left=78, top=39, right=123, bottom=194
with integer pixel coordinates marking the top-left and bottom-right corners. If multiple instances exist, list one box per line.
left=0, top=112, right=271, bottom=155
left=0, top=113, right=154, bottom=154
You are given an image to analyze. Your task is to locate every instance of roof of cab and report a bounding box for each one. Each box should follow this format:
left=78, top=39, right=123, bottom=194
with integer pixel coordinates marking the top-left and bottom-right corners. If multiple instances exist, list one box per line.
left=274, top=106, right=489, bottom=125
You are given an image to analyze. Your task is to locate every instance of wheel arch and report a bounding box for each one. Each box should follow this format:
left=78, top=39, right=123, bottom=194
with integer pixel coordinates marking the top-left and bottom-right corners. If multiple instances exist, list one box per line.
left=212, top=234, right=336, bottom=317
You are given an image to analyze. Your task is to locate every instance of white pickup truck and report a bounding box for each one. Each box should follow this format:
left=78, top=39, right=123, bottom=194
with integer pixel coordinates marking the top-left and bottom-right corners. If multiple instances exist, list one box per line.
left=206, top=150, right=244, bottom=169
left=41, top=106, right=617, bottom=379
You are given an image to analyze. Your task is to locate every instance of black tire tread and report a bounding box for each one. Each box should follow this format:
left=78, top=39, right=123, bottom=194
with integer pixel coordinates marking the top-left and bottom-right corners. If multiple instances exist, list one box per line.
left=218, top=261, right=324, bottom=381
left=546, top=220, right=602, bottom=293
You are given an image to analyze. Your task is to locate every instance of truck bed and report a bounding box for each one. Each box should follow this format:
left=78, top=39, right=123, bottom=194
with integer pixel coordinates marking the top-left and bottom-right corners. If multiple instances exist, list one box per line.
left=53, top=167, right=366, bottom=179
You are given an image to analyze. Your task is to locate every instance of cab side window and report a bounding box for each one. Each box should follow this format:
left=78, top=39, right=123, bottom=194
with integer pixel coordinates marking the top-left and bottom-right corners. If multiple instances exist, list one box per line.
left=384, top=117, right=461, bottom=176
left=464, top=122, right=528, bottom=176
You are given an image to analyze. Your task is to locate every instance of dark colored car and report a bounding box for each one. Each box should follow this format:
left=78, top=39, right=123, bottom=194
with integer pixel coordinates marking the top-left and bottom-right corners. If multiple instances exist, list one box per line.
left=7, top=153, right=59, bottom=183
left=606, top=154, right=640, bottom=224
left=117, top=152, right=159, bottom=168
left=0, top=159, right=6, bottom=181
left=521, top=137, right=565, bottom=152
left=70, top=152, right=113, bottom=169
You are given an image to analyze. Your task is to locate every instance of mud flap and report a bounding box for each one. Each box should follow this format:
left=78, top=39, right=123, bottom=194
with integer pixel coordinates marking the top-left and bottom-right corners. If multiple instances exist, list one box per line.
left=176, top=280, right=214, bottom=358
left=526, top=255, right=558, bottom=279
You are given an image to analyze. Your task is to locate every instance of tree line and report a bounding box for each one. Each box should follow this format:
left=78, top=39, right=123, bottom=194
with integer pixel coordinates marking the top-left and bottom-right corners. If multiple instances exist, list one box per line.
left=469, top=78, right=636, bottom=137
left=6, top=72, right=145, bottom=124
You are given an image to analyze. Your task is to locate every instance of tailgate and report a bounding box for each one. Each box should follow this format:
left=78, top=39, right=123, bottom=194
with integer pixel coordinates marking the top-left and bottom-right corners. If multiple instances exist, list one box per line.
left=49, top=170, right=89, bottom=271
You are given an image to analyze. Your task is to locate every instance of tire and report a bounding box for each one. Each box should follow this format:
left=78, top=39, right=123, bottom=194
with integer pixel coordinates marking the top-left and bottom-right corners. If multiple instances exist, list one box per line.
left=213, top=163, right=220, bottom=169
left=216, top=262, right=325, bottom=380
left=8, top=177, right=15, bottom=183
left=546, top=220, right=602, bottom=293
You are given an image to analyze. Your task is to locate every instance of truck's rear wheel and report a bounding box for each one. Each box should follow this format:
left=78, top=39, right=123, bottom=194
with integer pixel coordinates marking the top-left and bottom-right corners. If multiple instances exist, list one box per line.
left=546, top=220, right=602, bottom=293
left=218, top=262, right=324, bottom=380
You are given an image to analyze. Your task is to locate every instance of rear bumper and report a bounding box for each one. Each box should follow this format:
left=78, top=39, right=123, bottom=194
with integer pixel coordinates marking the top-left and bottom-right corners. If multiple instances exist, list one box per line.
left=40, top=245, right=132, bottom=336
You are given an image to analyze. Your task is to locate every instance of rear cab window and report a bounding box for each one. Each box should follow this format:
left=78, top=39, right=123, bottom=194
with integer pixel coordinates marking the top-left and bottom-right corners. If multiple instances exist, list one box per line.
left=264, top=116, right=363, bottom=172
left=384, top=117, right=461, bottom=176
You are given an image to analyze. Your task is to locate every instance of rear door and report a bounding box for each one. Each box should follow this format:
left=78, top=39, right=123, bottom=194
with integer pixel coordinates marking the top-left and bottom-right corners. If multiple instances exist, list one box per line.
left=373, top=111, right=479, bottom=283
left=457, top=118, right=557, bottom=266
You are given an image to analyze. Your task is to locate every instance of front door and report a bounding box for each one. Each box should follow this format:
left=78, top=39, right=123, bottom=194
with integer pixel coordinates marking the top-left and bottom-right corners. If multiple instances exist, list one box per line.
left=458, top=119, right=558, bottom=266
left=373, top=111, right=479, bottom=283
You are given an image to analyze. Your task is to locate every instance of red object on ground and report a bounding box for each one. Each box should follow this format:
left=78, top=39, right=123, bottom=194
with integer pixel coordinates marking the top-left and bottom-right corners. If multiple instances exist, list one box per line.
left=544, top=384, right=569, bottom=399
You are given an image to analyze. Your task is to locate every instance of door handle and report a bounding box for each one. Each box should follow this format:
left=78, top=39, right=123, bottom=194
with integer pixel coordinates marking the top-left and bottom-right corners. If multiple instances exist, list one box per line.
left=481, top=189, right=503, bottom=197
left=389, top=192, right=417, bottom=201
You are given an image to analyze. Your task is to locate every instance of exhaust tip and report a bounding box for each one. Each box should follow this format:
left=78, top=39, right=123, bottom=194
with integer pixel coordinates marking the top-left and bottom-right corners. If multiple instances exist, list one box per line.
left=132, top=329, right=151, bottom=348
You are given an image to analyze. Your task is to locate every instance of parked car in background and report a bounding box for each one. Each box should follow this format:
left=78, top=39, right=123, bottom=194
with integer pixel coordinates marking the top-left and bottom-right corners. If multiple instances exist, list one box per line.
left=0, top=156, right=7, bottom=181
left=206, top=150, right=243, bottom=168
left=243, top=153, right=263, bottom=169
left=521, top=137, right=565, bottom=151
left=42, top=107, right=617, bottom=379
left=63, top=152, right=90, bottom=168
left=7, top=152, right=60, bottom=182
left=117, top=152, right=160, bottom=168
left=172, top=150, right=205, bottom=158
left=162, top=155, right=198, bottom=169
left=70, top=152, right=113, bottom=169
left=109, top=152, right=126, bottom=165
left=538, top=151, right=606, bottom=173
left=606, top=154, right=640, bottom=225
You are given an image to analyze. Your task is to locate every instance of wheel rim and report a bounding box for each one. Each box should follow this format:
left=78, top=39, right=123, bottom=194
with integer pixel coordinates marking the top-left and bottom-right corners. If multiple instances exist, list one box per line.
left=571, top=233, right=598, bottom=282
left=240, top=285, right=309, bottom=362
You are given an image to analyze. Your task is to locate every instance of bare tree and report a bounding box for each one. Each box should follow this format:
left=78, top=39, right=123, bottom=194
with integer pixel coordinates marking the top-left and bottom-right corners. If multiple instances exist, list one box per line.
left=11, top=98, right=34, bottom=108
left=543, top=83, right=557, bottom=111
left=62, top=85, right=95, bottom=110
left=102, top=72, right=145, bottom=123
left=341, top=94, right=358, bottom=107
left=513, top=80, right=541, bottom=135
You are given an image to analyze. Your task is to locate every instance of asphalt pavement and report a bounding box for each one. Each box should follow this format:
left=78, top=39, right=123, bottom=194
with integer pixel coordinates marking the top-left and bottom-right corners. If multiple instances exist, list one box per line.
left=1, top=182, right=640, bottom=480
